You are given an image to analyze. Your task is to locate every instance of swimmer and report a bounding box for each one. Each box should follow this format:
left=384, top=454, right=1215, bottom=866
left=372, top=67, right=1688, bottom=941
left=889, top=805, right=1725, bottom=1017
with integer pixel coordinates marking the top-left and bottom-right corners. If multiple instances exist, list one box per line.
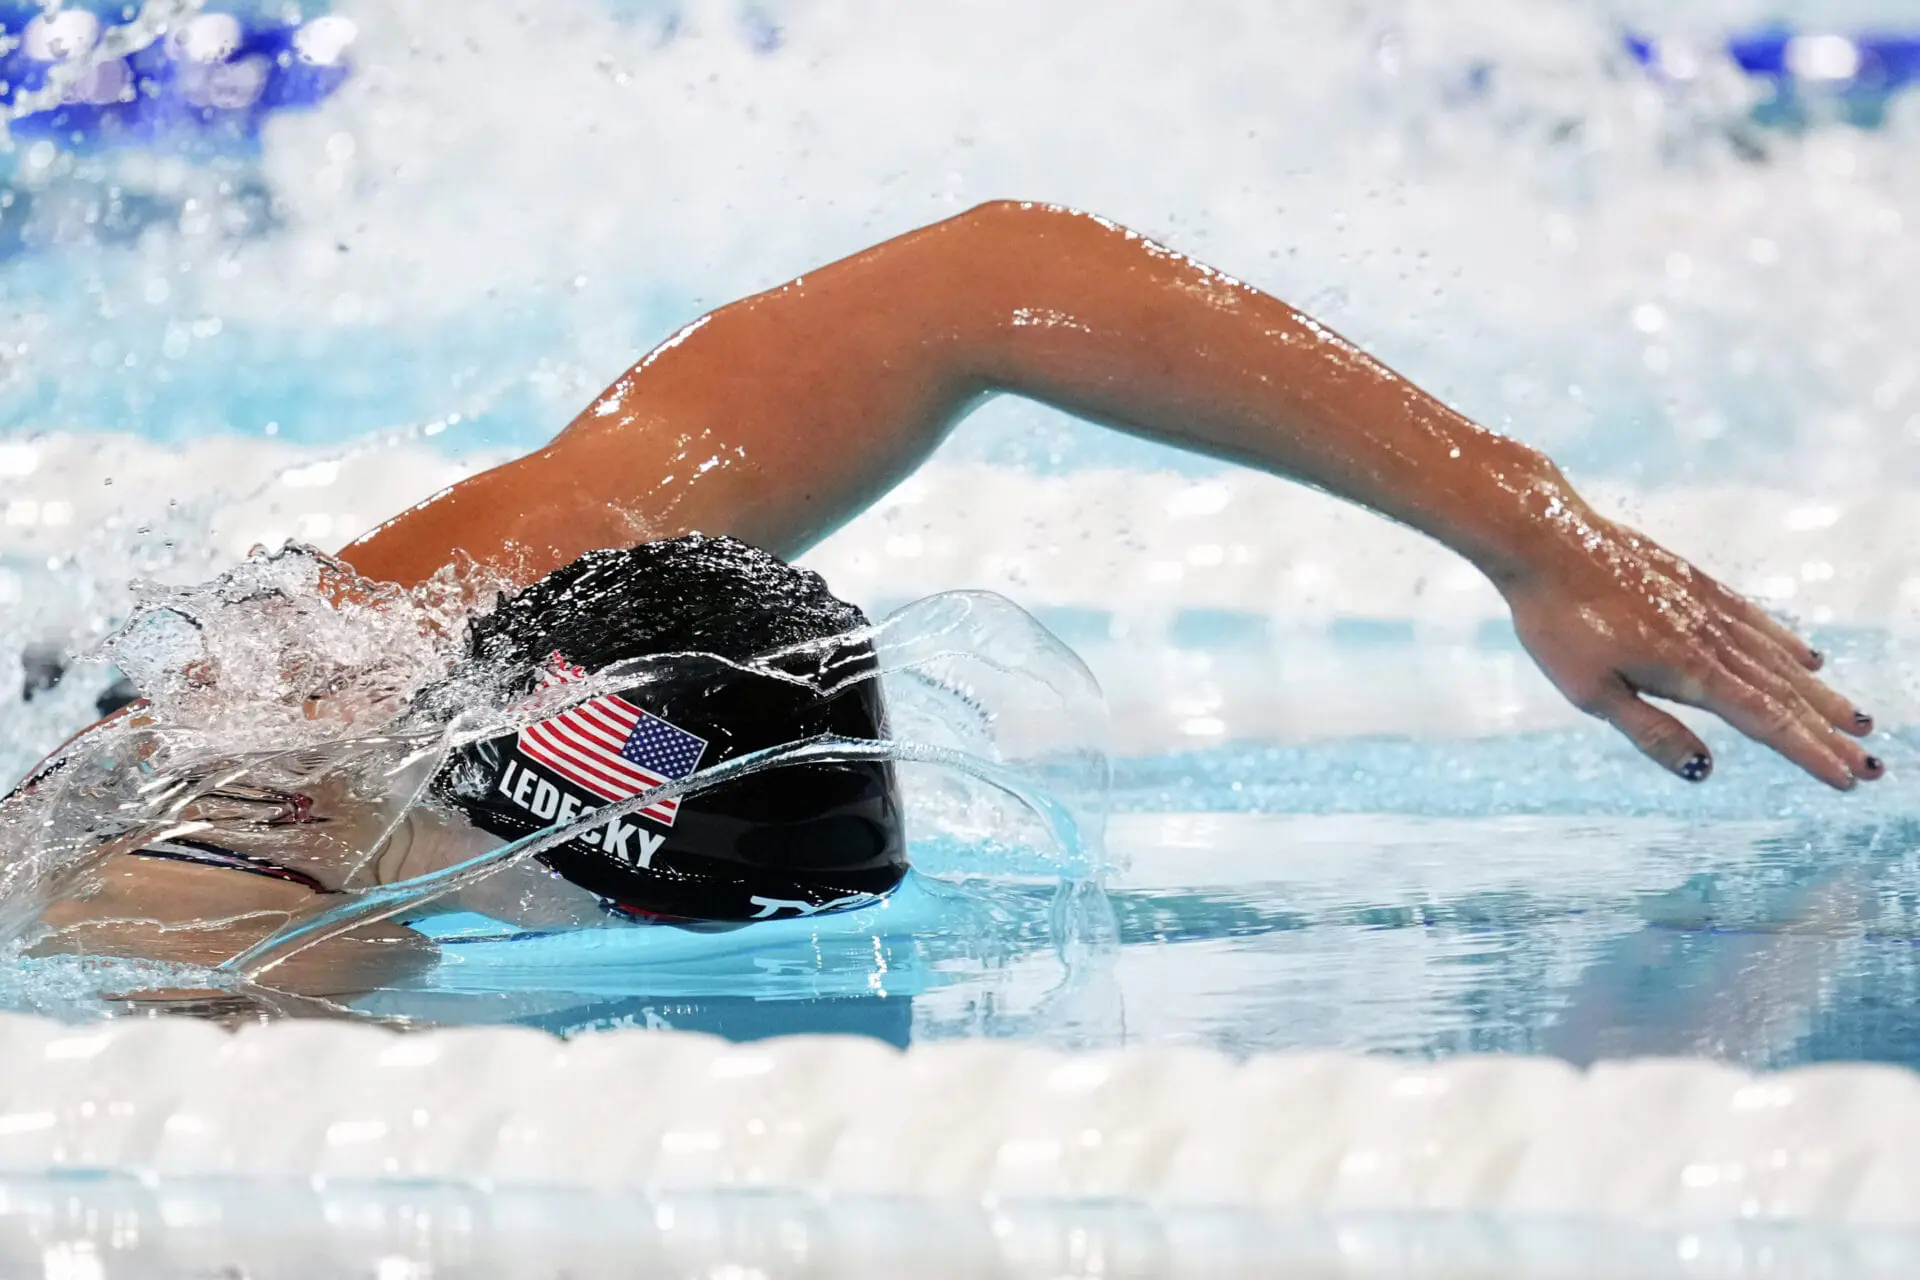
left=19, top=536, right=904, bottom=999
left=5, top=201, right=1882, bottom=997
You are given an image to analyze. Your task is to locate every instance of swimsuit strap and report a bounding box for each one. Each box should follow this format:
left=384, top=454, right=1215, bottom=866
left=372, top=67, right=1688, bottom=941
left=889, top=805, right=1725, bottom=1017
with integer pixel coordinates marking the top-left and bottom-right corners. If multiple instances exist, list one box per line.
left=131, top=836, right=336, bottom=896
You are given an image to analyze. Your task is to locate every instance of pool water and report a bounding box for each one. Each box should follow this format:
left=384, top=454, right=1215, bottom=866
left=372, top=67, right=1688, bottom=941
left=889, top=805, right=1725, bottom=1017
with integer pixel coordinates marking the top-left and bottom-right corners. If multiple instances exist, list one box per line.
left=301, top=717, right=1920, bottom=1073
left=6, top=437, right=1920, bottom=1067
left=13, top=552, right=1920, bottom=1076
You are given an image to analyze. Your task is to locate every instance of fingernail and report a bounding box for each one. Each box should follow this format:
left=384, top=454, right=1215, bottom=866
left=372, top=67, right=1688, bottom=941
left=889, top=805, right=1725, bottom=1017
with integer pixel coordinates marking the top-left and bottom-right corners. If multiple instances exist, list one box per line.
left=1681, top=753, right=1713, bottom=782
left=1866, top=755, right=1885, bottom=773
left=1855, top=710, right=1874, bottom=731
left=1810, top=648, right=1824, bottom=665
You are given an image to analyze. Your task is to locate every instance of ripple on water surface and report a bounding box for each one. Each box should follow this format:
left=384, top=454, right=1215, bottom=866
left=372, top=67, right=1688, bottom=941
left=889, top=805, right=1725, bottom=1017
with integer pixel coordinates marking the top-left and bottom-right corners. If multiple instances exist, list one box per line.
left=13, top=726, right=1920, bottom=1067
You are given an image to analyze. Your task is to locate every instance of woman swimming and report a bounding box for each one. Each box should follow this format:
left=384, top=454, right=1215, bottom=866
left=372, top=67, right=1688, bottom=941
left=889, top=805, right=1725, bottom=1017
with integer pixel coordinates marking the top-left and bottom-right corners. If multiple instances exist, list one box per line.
left=7, top=201, right=1882, bottom=995
left=19, top=535, right=907, bottom=997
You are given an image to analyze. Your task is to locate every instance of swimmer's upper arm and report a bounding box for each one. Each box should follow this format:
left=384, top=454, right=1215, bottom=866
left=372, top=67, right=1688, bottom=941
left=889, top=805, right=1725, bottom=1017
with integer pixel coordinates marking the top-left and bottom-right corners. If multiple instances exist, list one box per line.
left=337, top=212, right=996, bottom=586
left=32, top=854, right=432, bottom=999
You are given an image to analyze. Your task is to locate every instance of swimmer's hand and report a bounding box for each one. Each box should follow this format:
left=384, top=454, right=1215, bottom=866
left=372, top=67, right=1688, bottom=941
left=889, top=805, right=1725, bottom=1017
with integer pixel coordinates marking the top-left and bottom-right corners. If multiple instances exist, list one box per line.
left=1497, top=493, right=1879, bottom=789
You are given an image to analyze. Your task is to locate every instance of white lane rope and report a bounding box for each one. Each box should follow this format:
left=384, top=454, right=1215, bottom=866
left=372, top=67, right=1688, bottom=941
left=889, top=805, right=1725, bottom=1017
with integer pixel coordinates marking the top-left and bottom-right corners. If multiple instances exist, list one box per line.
left=0, top=1010, right=1916, bottom=1223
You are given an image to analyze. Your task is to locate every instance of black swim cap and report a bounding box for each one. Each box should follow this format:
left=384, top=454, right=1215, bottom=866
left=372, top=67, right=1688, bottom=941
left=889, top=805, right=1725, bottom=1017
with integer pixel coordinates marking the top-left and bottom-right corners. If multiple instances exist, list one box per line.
left=432, top=535, right=907, bottom=922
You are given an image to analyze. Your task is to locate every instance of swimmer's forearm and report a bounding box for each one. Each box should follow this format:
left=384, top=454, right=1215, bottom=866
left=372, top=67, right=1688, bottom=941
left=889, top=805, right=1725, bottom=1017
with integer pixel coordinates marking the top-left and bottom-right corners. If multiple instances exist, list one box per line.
left=945, top=203, right=1568, bottom=583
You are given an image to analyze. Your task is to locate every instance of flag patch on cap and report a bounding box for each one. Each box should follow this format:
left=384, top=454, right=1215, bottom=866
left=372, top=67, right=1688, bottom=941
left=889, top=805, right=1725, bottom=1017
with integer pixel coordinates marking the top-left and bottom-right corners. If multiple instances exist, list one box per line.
left=516, top=654, right=709, bottom=826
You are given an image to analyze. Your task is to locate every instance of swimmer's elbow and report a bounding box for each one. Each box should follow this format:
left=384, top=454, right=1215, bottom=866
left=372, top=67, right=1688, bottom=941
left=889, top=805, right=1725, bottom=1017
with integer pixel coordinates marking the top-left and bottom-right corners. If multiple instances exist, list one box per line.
left=961, top=197, right=1089, bottom=227
left=957, top=198, right=1122, bottom=251
left=960, top=197, right=1040, bottom=225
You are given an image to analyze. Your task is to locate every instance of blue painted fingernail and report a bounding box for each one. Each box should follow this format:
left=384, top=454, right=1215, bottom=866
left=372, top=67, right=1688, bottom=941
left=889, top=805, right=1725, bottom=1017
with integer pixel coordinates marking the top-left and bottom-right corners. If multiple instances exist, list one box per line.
left=1681, top=753, right=1712, bottom=782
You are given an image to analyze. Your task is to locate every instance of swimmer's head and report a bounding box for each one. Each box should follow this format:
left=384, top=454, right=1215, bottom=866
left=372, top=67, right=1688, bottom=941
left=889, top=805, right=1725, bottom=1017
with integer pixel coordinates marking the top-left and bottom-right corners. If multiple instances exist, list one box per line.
left=431, top=534, right=907, bottom=922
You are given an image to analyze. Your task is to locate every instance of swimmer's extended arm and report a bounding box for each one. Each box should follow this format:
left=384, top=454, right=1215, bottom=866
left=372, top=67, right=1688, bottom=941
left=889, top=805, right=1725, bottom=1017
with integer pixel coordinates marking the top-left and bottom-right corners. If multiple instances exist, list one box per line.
left=342, top=201, right=1877, bottom=790
left=31, top=854, right=433, bottom=1000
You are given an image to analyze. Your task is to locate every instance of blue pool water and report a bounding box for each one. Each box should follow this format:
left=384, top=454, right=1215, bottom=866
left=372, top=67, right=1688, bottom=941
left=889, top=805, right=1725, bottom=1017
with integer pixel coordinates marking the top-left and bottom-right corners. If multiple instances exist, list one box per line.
left=308, top=716, right=1920, bottom=1070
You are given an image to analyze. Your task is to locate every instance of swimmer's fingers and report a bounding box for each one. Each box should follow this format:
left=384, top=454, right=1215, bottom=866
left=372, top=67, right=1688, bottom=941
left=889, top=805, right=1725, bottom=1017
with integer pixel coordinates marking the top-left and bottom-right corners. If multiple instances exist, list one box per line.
left=1591, top=684, right=1712, bottom=782
left=1724, top=618, right=1870, bottom=737
left=1665, top=656, right=1863, bottom=791
left=1734, top=599, right=1879, bottom=733
left=1705, top=632, right=1883, bottom=785
left=1597, top=637, right=1877, bottom=790
left=1708, top=579, right=1826, bottom=673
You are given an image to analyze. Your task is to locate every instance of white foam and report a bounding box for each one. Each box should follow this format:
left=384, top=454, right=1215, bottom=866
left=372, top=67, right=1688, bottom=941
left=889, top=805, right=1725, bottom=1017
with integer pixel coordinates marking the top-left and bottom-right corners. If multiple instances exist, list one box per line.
left=0, top=1008, right=1910, bottom=1222
left=21, top=9, right=100, bottom=63
left=173, top=13, right=243, bottom=66
left=2, top=431, right=1908, bottom=631
left=292, top=15, right=359, bottom=68
left=9, top=430, right=1918, bottom=759
left=813, top=464, right=1920, bottom=635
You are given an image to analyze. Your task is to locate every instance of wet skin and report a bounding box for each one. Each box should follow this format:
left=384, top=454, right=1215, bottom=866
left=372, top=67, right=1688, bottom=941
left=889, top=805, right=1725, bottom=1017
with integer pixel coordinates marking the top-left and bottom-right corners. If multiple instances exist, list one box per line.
left=352, top=200, right=1876, bottom=790
left=16, top=200, right=1881, bottom=1001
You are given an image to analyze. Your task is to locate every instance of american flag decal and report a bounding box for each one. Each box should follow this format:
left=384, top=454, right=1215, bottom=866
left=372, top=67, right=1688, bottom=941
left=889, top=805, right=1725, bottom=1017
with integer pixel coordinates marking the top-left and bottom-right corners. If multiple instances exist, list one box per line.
left=517, top=654, right=709, bottom=827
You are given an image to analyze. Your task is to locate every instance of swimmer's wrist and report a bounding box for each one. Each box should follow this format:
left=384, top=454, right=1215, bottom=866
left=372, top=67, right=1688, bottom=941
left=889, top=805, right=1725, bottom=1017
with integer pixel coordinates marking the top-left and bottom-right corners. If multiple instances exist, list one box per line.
left=1445, top=447, right=1589, bottom=591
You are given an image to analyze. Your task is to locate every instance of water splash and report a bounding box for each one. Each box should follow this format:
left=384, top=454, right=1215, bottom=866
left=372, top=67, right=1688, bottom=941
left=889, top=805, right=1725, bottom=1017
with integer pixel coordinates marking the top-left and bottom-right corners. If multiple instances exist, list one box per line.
left=93, top=542, right=479, bottom=751
left=0, top=556, right=1114, bottom=1027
